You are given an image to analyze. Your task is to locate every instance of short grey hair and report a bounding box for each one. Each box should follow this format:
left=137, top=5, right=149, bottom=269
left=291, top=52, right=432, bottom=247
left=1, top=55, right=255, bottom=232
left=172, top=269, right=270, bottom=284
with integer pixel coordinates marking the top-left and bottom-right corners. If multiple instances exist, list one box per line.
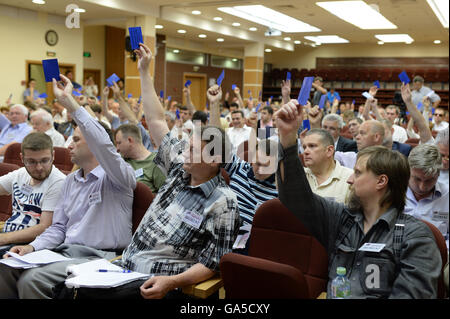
left=305, top=128, right=335, bottom=149
left=408, top=144, right=442, bottom=177
left=31, top=108, right=53, bottom=125
left=165, top=111, right=176, bottom=122
left=11, top=104, right=29, bottom=116
left=435, top=127, right=449, bottom=146
left=322, top=113, right=344, bottom=129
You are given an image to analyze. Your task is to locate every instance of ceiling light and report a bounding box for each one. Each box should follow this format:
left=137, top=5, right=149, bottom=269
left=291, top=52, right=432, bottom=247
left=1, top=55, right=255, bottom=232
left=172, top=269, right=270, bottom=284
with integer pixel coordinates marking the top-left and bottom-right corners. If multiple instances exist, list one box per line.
left=232, top=58, right=238, bottom=62
left=155, top=25, right=164, bottom=29
left=265, top=48, right=272, bottom=52
left=426, top=0, right=449, bottom=28
left=434, top=40, right=441, bottom=44
left=192, top=10, right=201, bottom=15
left=294, top=40, right=301, bottom=44
left=213, top=17, right=223, bottom=21
left=173, top=49, right=180, bottom=53
left=218, top=5, right=321, bottom=33
left=74, top=8, right=86, bottom=13
left=304, top=35, right=349, bottom=44
left=316, top=1, right=397, bottom=29
left=32, top=0, right=45, bottom=4
left=177, top=29, right=187, bottom=34
left=249, top=27, right=258, bottom=31
left=217, top=38, right=224, bottom=42
left=375, top=34, right=414, bottom=43
left=284, top=37, right=291, bottom=41
left=232, top=22, right=241, bottom=27
left=198, top=34, right=207, bottom=38
left=377, top=41, right=384, bottom=45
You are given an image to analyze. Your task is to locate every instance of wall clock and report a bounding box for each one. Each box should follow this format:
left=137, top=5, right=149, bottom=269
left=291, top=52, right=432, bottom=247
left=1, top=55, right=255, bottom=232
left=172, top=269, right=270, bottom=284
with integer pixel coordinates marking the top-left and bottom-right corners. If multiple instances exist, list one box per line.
left=45, top=30, right=58, bottom=46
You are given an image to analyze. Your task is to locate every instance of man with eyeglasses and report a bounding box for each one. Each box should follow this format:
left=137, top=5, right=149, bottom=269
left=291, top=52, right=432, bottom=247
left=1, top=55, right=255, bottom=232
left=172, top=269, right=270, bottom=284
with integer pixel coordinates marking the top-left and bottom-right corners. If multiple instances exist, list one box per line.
left=0, top=132, right=66, bottom=256
left=432, top=107, right=448, bottom=132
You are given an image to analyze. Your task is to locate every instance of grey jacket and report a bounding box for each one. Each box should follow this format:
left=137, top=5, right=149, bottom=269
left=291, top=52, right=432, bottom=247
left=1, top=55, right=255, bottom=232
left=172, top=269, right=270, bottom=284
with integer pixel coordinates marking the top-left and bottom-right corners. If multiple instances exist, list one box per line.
left=277, top=143, right=441, bottom=299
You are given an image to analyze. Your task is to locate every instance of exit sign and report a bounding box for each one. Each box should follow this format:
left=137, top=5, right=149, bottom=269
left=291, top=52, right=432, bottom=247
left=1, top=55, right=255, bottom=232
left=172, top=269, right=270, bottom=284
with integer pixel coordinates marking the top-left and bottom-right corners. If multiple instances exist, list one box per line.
left=46, top=51, right=56, bottom=57
left=83, top=52, right=91, bottom=57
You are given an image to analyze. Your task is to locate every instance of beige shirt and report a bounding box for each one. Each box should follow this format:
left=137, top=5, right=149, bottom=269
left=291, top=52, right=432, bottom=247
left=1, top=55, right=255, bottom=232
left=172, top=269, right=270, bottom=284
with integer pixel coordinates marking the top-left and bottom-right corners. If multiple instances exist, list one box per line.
left=304, top=160, right=353, bottom=204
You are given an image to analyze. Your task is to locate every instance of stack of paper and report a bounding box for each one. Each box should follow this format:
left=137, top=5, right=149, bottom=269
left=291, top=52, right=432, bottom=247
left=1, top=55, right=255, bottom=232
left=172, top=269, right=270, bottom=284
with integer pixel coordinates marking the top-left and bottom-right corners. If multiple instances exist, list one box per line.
left=0, top=249, right=72, bottom=269
left=65, top=259, right=150, bottom=288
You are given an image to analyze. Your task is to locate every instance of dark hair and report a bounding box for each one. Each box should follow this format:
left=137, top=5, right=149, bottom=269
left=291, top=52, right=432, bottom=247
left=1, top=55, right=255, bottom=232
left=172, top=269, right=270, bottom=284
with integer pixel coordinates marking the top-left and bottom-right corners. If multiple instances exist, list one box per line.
left=229, top=102, right=239, bottom=109
left=357, top=146, right=410, bottom=212
left=262, top=106, right=273, bottom=115
left=231, top=110, right=244, bottom=118
left=305, top=128, right=335, bottom=148
left=115, top=123, right=143, bottom=145
left=179, top=106, right=189, bottom=111
left=21, top=132, right=53, bottom=154
left=64, top=70, right=72, bottom=76
left=192, top=111, right=208, bottom=125
left=90, top=104, right=102, bottom=114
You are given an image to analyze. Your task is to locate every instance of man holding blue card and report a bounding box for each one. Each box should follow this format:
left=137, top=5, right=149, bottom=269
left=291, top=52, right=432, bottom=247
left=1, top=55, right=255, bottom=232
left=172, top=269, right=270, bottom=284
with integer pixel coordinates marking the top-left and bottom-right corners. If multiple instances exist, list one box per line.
left=410, top=75, right=441, bottom=109
left=311, top=76, right=327, bottom=107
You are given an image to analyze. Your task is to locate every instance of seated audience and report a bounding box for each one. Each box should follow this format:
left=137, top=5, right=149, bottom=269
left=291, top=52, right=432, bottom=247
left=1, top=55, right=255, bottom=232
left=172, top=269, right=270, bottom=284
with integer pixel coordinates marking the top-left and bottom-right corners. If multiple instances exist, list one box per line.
left=275, top=99, right=441, bottom=298
left=435, top=128, right=449, bottom=185
left=348, top=117, right=363, bottom=140
left=226, top=110, right=252, bottom=154
left=30, top=109, right=65, bottom=147
left=321, top=114, right=357, bottom=153
left=0, top=104, right=33, bottom=160
left=385, top=105, right=408, bottom=143
left=379, top=118, right=412, bottom=157
left=0, top=74, right=136, bottom=299
left=432, top=107, right=449, bottom=132
left=0, top=133, right=66, bottom=256
left=411, top=75, right=441, bottom=108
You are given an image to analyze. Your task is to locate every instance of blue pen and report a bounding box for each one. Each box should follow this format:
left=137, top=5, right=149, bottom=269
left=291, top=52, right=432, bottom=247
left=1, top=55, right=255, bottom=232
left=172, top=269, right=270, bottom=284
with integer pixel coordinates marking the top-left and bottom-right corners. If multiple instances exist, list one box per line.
left=97, top=269, right=132, bottom=273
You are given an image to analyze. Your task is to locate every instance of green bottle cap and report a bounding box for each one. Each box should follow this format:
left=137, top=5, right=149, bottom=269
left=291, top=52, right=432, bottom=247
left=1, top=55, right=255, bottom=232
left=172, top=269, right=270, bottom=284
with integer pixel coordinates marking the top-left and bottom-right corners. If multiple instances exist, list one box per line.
left=337, top=267, right=346, bottom=275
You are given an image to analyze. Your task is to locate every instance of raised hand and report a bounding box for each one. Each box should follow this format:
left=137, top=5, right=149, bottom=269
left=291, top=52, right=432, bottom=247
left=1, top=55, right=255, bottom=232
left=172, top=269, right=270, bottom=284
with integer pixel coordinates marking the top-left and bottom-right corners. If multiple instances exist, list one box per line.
left=52, top=74, right=78, bottom=112
left=207, top=84, right=222, bottom=105
left=233, top=86, right=240, bottom=96
left=400, top=83, right=412, bottom=104
left=281, top=80, right=291, bottom=99
left=134, top=43, right=153, bottom=73
left=275, top=99, right=302, bottom=147
left=111, top=81, right=121, bottom=97
left=369, top=85, right=378, bottom=97
left=102, top=86, right=110, bottom=97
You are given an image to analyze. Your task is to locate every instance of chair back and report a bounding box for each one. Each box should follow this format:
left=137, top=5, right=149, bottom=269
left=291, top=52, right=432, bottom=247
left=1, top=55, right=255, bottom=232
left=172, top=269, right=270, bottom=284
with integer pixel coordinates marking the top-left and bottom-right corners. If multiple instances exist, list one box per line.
left=132, top=182, right=154, bottom=234
left=3, top=143, right=22, bottom=167
left=53, top=147, right=73, bottom=172
left=0, top=163, right=20, bottom=221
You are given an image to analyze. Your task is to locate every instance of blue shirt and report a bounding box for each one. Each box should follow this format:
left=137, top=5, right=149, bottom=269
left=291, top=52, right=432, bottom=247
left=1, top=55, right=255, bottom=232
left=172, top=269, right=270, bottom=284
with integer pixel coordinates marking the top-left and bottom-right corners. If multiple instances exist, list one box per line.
left=0, top=114, right=32, bottom=148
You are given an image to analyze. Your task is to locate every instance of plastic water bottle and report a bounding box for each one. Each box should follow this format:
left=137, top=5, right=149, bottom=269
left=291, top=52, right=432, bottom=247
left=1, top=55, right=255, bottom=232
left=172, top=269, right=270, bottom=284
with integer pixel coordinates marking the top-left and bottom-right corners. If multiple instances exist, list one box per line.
left=331, top=267, right=351, bottom=299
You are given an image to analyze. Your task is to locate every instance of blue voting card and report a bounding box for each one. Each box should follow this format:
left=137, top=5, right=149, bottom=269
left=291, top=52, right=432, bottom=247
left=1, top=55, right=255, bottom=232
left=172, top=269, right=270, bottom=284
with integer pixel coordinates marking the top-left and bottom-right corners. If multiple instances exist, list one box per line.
left=42, top=59, right=60, bottom=82
left=259, top=90, right=262, bottom=98
left=318, top=94, right=327, bottom=109
left=128, top=27, right=143, bottom=50
left=138, top=96, right=142, bottom=104
left=232, top=84, right=236, bottom=91
left=127, top=93, right=132, bottom=98
left=417, top=102, right=423, bottom=111
left=352, top=99, right=355, bottom=105
left=185, top=80, right=191, bottom=87
left=266, top=101, right=270, bottom=106
left=168, top=96, right=171, bottom=101
left=107, top=73, right=120, bottom=87
left=72, top=90, right=82, bottom=97
left=398, top=71, right=410, bottom=84
left=255, top=103, right=261, bottom=112
left=302, top=119, right=311, bottom=131
left=286, top=71, right=291, bottom=81
left=38, top=93, right=48, bottom=98
left=373, top=80, right=380, bottom=89
left=176, top=109, right=180, bottom=119
left=431, top=107, right=435, bottom=114
left=270, top=95, right=273, bottom=100
left=159, top=90, right=164, bottom=98
left=297, top=76, right=314, bottom=106
left=217, top=69, right=225, bottom=86
left=406, top=111, right=410, bottom=115
left=248, top=90, right=251, bottom=94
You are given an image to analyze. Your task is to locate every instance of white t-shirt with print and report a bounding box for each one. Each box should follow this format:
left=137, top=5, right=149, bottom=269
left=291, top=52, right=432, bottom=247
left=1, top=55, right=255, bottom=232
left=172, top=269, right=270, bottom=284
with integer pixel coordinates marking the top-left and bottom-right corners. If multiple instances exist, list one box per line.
left=0, top=166, right=66, bottom=232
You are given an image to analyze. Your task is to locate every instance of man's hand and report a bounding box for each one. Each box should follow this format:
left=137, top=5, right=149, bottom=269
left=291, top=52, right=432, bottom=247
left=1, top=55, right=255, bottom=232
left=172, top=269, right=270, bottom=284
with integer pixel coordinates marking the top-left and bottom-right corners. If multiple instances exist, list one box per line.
left=281, top=80, right=291, bottom=103
left=248, top=111, right=258, bottom=130
left=140, top=276, right=177, bottom=299
left=111, top=82, right=121, bottom=97
left=233, top=86, right=241, bottom=96
left=183, top=87, right=190, bottom=98
left=207, top=85, right=222, bottom=104
left=369, top=85, right=378, bottom=97
left=401, top=83, right=412, bottom=104
left=275, top=99, right=302, bottom=148
left=53, top=74, right=79, bottom=113
left=134, top=43, right=153, bottom=74
left=308, top=105, right=322, bottom=128
left=102, top=86, right=110, bottom=98
left=3, top=245, right=34, bottom=258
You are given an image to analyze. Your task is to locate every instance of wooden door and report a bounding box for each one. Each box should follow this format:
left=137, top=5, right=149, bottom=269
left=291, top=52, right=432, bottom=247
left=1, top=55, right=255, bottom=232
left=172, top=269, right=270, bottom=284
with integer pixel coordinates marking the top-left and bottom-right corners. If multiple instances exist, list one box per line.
left=183, top=73, right=207, bottom=111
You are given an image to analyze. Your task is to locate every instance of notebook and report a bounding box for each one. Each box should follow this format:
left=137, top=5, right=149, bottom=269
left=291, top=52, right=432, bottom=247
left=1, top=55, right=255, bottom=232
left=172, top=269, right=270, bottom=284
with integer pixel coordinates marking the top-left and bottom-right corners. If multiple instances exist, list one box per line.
left=0, top=249, right=72, bottom=269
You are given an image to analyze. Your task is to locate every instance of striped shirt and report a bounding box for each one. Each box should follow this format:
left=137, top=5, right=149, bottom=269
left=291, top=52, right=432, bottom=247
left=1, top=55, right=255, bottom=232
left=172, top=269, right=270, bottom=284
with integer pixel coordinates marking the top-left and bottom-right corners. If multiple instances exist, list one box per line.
left=224, top=153, right=278, bottom=228
left=121, top=132, right=240, bottom=275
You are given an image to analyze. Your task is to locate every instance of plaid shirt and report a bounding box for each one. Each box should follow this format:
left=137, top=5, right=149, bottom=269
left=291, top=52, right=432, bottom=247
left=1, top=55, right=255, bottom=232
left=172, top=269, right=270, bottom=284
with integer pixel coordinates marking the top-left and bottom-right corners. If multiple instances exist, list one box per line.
left=121, top=133, right=240, bottom=275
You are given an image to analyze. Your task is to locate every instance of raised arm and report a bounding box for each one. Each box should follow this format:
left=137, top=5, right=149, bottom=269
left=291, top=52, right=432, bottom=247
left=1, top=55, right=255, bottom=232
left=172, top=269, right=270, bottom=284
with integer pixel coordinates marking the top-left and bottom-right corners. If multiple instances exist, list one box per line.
left=207, top=84, right=222, bottom=128
left=183, top=87, right=196, bottom=115
left=233, top=86, right=245, bottom=109
left=281, top=80, right=291, bottom=105
left=101, top=86, right=114, bottom=123
left=401, top=83, right=432, bottom=143
left=111, top=82, right=138, bottom=125
left=135, top=43, right=169, bottom=149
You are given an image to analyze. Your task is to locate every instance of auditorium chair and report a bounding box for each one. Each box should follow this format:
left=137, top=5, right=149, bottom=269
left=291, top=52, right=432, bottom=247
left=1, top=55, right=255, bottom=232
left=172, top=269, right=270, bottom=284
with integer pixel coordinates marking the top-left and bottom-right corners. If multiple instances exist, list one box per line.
left=131, top=181, right=154, bottom=233
left=0, top=163, right=20, bottom=222
left=219, top=198, right=328, bottom=299
left=3, top=143, right=22, bottom=167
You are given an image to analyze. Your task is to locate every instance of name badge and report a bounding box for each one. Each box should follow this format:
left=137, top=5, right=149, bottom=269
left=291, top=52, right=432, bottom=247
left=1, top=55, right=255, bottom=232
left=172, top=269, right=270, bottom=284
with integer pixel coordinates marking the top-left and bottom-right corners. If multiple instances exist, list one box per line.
left=359, top=243, right=386, bottom=253
left=88, top=191, right=102, bottom=206
left=21, top=184, right=33, bottom=196
left=182, top=210, right=203, bottom=229
left=135, top=168, right=144, bottom=178
left=432, top=211, right=448, bottom=222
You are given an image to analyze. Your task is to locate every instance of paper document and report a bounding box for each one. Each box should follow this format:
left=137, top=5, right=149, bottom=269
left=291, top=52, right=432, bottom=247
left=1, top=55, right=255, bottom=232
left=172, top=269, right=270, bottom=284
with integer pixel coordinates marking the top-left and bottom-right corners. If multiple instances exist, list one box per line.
left=0, top=257, right=38, bottom=269
left=6, top=249, right=71, bottom=265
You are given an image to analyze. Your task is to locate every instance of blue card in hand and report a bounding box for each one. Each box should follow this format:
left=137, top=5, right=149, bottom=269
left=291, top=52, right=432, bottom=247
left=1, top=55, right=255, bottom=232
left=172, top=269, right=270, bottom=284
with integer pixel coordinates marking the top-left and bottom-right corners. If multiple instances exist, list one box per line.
left=417, top=102, right=423, bottom=111
left=217, top=69, right=225, bottom=86
left=373, top=80, right=380, bottom=89
left=398, top=71, right=410, bottom=84
left=72, top=90, right=82, bottom=97
left=128, top=27, right=143, bottom=50
left=127, top=93, right=132, bottom=98
left=38, top=93, right=48, bottom=98
left=185, top=80, right=191, bottom=87
left=352, top=99, right=355, bottom=105
left=107, top=73, right=120, bottom=87
left=286, top=71, right=291, bottom=81
left=138, top=96, right=142, bottom=104
left=318, top=94, right=327, bottom=109
left=232, top=84, right=236, bottom=91
left=168, top=96, right=171, bottom=101
left=160, top=90, right=164, bottom=98
left=302, top=119, right=311, bottom=131
left=176, top=109, right=180, bottom=119
left=42, top=59, right=60, bottom=82
left=297, top=76, right=314, bottom=106
left=255, top=103, right=261, bottom=112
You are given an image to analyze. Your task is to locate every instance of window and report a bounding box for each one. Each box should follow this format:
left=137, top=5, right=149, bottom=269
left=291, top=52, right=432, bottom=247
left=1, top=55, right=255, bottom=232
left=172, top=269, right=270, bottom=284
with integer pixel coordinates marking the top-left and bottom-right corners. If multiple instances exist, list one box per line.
left=166, top=48, right=206, bottom=65
left=210, top=55, right=242, bottom=70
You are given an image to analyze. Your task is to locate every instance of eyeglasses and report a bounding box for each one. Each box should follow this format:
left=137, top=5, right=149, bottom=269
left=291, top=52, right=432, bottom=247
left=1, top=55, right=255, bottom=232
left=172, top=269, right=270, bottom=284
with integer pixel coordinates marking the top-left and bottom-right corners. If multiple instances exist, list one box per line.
left=434, top=113, right=444, bottom=117
left=23, top=158, right=52, bottom=166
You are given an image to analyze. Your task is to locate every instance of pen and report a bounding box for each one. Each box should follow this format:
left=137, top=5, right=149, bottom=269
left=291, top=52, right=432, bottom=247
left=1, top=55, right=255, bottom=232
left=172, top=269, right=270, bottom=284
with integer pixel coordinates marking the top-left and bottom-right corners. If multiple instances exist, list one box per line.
left=97, top=269, right=132, bottom=273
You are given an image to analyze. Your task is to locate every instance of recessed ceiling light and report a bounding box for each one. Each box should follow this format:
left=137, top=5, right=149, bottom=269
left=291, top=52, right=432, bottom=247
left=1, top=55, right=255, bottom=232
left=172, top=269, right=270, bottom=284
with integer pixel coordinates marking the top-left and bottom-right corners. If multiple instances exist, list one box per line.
left=434, top=40, right=441, bottom=44
left=294, top=40, right=301, bottom=44
left=198, top=34, right=207, bottom=38
left=232, top=58, right=238, bottom=62
left=32, top=0, right=45, bottom=4
left=192, top=10, right=201, bottom=15
left=74, top=8, right=85, bottom=13
left=284, top=37, right=291, bottom=41
left=232, top=22, right=241, bottom=27
left=378, top=41, right=384, bottom=45
left=173, top=49, right=180, bottom=53
left=316, top=1, right=397, bottom=30
left=375, top=34, right=414, bottom=43
left=304, top=35, right=349, bottom=44
left=249, top=27, right=258, bottom=31
left=213, top=17, right=223, bottom=21
left=265, top=48, right=272, bottom=52
left=177, top=29, right=187, bottom=34
left=217, top=38, right=224, bottom=42
left=218, top=5, right=321, bottom=33
left=155, top=25, right=164, bottom=29
left=426, top=0, right=449, bottom=28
